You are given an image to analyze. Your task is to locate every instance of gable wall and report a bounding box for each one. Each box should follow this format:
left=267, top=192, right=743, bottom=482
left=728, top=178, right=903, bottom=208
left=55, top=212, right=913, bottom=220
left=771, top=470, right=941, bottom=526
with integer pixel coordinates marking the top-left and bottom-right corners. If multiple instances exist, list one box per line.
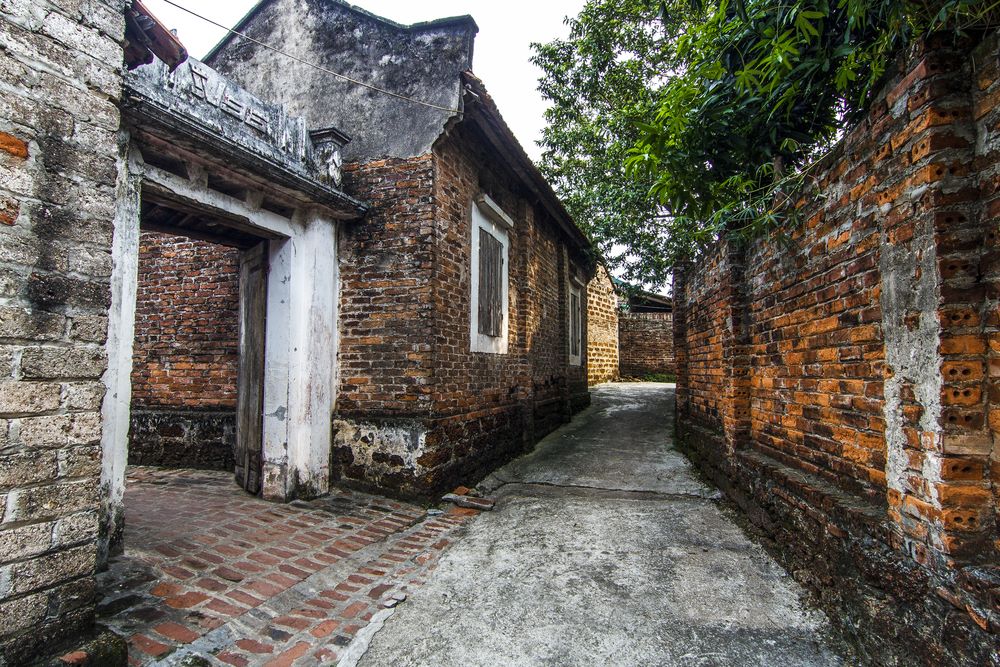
left=586, top=265, right=619, bottom=385
left=206, top=0, right=474, bottom=161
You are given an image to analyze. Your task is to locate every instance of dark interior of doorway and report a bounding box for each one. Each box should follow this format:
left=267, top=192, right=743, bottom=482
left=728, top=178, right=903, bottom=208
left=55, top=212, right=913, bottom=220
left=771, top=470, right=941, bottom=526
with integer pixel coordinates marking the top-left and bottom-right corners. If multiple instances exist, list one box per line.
left=127, top=199, right=267, bottom=493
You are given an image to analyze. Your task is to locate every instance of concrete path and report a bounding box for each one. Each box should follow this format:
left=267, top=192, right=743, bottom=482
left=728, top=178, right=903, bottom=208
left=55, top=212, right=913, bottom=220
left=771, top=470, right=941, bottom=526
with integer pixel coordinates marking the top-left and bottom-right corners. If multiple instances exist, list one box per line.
left=357, top=383, right=846, bottom=667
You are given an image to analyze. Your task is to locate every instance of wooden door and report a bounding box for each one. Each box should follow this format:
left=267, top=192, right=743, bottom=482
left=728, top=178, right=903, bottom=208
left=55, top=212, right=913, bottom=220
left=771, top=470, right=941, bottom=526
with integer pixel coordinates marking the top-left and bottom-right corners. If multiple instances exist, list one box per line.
left=235, top=241, right=267, bottom=494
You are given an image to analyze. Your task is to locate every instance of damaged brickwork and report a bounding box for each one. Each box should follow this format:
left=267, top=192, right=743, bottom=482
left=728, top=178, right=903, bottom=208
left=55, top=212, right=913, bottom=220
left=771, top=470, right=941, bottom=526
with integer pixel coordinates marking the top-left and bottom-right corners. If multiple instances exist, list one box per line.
left=674, top=34, right=1000, bottom=666
left=586, top=265, right=619, bottom=385
left=0, top=0, right=126, bottom=663
left=129, top=231, right=240, bottom=470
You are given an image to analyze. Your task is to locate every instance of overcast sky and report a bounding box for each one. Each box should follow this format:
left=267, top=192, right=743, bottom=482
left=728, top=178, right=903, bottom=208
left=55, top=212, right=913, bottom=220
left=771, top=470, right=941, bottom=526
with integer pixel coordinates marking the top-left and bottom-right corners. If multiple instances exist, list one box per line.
left=143, top=0, right=587, bottom=161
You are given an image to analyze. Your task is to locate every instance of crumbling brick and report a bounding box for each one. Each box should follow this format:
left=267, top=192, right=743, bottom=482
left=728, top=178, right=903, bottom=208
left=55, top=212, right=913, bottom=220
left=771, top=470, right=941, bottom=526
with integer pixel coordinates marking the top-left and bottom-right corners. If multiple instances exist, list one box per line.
left=673, top=33, right=1000, bottom=667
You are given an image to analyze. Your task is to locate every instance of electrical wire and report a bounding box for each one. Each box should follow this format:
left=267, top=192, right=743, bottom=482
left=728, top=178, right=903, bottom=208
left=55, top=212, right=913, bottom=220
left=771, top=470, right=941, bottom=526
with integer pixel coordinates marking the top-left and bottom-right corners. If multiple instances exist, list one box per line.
left=157, top=0, right=463, bottom=114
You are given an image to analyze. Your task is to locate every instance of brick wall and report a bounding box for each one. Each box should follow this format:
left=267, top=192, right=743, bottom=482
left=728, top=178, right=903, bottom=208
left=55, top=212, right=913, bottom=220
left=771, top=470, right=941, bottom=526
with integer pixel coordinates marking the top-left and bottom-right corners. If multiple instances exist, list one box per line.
left=975, top=34, right=1000, bottom=575
left=586, top=265, right=618, bottom=385
left=619, top=312, right=674, bottom=378
left=0, top=1, right=125, bottom=662
left=128, top=231, right=239, bottom=470
left=332, top=120, right=591, bottom=497
left=674, top=34, right=999, bottom=666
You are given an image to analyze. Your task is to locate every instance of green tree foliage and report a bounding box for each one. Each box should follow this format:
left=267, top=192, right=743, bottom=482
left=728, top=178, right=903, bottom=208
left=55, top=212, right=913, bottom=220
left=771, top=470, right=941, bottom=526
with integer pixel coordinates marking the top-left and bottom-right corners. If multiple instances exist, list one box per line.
left=532, top=0, right=676, bottom=287
left=535, top=0, right=995, bottom=282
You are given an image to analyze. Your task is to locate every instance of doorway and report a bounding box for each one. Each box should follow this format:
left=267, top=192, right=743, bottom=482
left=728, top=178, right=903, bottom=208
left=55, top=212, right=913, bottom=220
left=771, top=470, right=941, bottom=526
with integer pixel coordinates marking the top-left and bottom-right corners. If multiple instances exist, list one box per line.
left=128, top=196, right=270, bottom=495
left=100, top=139, right=344, bottom=565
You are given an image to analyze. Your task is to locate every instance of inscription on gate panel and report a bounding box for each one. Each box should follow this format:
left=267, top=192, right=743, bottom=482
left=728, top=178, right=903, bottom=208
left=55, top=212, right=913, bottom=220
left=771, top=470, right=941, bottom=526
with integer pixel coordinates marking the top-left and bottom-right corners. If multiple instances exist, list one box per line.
left=187, top=64, right=271, bottom=136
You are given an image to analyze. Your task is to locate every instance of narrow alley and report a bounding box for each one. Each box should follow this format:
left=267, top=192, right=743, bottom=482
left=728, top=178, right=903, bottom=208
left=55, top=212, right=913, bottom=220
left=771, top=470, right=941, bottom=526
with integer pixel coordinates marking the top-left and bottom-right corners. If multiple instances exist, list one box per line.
left=92, top=383, right=847, bottom=666
left=356, top=383, right=847, bottom=666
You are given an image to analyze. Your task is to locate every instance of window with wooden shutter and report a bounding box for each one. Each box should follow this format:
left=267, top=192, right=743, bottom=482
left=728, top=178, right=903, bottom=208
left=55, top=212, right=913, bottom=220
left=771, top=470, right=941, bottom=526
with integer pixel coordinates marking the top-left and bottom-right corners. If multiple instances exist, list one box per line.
left=478, top=229, right=503, bottom=337
left=570, top=289, right=580, bottom=356
left=470, top=194, right=511, bottom=354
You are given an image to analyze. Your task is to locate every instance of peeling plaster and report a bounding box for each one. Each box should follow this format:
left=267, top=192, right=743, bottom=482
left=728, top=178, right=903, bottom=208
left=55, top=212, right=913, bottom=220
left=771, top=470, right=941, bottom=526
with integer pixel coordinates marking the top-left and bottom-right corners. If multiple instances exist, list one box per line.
left=880, top=215, right=943, bottom=497
left=334, top=419, right=430, bottom=473
left=98, top=138, right=142, bottom=564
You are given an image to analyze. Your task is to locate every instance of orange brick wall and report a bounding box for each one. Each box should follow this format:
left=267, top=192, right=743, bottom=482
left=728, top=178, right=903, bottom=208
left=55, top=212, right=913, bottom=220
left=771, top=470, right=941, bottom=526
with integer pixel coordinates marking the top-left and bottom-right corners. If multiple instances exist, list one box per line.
left=128, top=231, right=240, bottom=470
left=586, top=265, right=619, bottom=385
left=674, top=34, right=998, bottom=666
left=619, top=312, right=674, bottom=378
left=131, top=232, right=240, bottom=409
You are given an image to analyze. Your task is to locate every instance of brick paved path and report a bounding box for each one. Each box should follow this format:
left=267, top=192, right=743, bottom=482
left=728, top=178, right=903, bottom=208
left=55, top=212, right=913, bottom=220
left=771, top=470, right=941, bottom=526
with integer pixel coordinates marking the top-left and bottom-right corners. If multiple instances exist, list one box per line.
left=96, top=467, right=475, bottom=666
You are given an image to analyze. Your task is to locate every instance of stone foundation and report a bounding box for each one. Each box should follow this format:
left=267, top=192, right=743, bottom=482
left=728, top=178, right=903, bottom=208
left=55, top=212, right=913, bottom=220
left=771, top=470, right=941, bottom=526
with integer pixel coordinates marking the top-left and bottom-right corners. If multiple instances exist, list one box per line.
left=128, top=409, right=235, bottom=470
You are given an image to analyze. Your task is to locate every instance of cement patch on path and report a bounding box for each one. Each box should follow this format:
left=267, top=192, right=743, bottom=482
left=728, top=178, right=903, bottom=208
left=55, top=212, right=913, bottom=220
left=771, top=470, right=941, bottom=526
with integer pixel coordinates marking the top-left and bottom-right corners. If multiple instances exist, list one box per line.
left=359, top=383, right=845, bottom=667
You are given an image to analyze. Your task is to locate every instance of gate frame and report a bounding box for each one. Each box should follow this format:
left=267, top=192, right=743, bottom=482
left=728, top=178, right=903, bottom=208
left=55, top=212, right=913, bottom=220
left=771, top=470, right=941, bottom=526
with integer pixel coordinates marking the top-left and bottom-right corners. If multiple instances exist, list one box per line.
left=98, top=138, right=341, bottom=563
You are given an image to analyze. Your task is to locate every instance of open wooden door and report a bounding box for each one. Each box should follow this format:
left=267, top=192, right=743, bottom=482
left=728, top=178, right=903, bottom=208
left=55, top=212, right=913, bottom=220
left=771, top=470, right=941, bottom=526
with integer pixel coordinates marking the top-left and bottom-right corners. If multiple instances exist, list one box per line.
left=235, top=241, right=267, bottom=494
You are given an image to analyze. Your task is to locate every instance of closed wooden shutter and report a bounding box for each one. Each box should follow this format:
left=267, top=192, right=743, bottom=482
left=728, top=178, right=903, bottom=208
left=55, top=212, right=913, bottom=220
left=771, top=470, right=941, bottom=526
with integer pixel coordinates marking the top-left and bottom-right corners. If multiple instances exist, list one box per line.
left=571, top=290, right=580, bottom=356
left=478, top=229, right=503, bottom=337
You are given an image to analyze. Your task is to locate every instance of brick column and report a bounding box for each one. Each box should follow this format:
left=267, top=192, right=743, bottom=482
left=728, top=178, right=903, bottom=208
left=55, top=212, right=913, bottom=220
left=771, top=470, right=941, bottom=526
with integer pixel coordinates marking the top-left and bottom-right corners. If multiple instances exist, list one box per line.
left=721, top=240, right=752, bottom=453
left=880, top=37, right=996, bottom=568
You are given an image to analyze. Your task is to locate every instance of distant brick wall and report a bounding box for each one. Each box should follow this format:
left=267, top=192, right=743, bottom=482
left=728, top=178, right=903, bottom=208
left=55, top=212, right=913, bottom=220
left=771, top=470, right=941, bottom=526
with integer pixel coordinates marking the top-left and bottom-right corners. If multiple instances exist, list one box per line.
left=586, top=266, right=618, bottom=385
left=619, top=312, right=673, bottom=378
left=333, top=120, right=591, bottom=497
left=129, top=231, right=239, bottom=470
left=0, top=1, right=126, bottom=662
left=674, top=35, right=999, bottom=666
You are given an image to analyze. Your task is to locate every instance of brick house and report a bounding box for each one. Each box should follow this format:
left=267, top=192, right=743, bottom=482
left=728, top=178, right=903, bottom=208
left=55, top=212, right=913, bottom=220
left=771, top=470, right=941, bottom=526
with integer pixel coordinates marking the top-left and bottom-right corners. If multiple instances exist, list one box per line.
left=202, top=0, right=595, bottom=497
left=0, top=1, right=593, bottom=661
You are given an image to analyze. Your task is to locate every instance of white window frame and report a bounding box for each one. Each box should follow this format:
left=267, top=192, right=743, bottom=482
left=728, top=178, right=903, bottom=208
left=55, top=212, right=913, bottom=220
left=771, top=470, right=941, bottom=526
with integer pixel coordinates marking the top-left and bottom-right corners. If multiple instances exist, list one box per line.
left=470, top=194, right=513, bottom=354
left=568, top=280, right=583, bottom=366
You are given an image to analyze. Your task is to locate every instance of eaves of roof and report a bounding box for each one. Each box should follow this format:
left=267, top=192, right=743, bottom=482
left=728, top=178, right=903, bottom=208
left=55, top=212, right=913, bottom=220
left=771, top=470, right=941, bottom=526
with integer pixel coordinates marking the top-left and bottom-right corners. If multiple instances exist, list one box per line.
left=461, top=71, right=592, bottom=257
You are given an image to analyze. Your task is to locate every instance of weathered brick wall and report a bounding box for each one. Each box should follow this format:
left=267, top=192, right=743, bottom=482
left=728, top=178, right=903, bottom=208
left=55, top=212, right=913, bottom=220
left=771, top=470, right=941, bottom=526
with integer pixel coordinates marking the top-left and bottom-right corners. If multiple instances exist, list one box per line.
left=619, top=312, right=673, bottom=378
left=336, top=156, right=437, bottom=421
left=128, top=232, right=239, bottom=470
left=0, top=1, right=125, bottom=662
left=674, top=35, right=999, bottom=666
left=332, top=155, right=438, bottom=492
left=586, top=265, right=618, bottom=385
left=974, top=34, right=1000, bottom=568
left=332, top=121, right=591, bottom=497
left=429, top=122, right=590, bottom=482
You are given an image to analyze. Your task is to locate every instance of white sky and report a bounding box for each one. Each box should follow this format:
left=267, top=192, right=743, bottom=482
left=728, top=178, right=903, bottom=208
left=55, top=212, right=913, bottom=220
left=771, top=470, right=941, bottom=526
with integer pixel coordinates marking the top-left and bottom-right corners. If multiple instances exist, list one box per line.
left=142, top=0, right=587, bottom=161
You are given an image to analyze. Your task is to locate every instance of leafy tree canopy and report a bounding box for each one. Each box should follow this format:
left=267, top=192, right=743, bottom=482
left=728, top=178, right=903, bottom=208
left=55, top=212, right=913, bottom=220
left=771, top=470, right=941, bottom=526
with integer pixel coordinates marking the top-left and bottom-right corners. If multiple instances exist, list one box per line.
left=534, top=0, right=993, bottom=288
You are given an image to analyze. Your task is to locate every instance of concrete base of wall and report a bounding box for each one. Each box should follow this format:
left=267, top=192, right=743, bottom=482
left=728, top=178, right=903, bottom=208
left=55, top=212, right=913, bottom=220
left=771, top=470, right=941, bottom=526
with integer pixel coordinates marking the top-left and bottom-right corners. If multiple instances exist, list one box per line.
left=677, top=419, right=997, bottom=667
left=332, top=390, right=591, bottom=500
left=128, top=409, right=236, bottom=471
